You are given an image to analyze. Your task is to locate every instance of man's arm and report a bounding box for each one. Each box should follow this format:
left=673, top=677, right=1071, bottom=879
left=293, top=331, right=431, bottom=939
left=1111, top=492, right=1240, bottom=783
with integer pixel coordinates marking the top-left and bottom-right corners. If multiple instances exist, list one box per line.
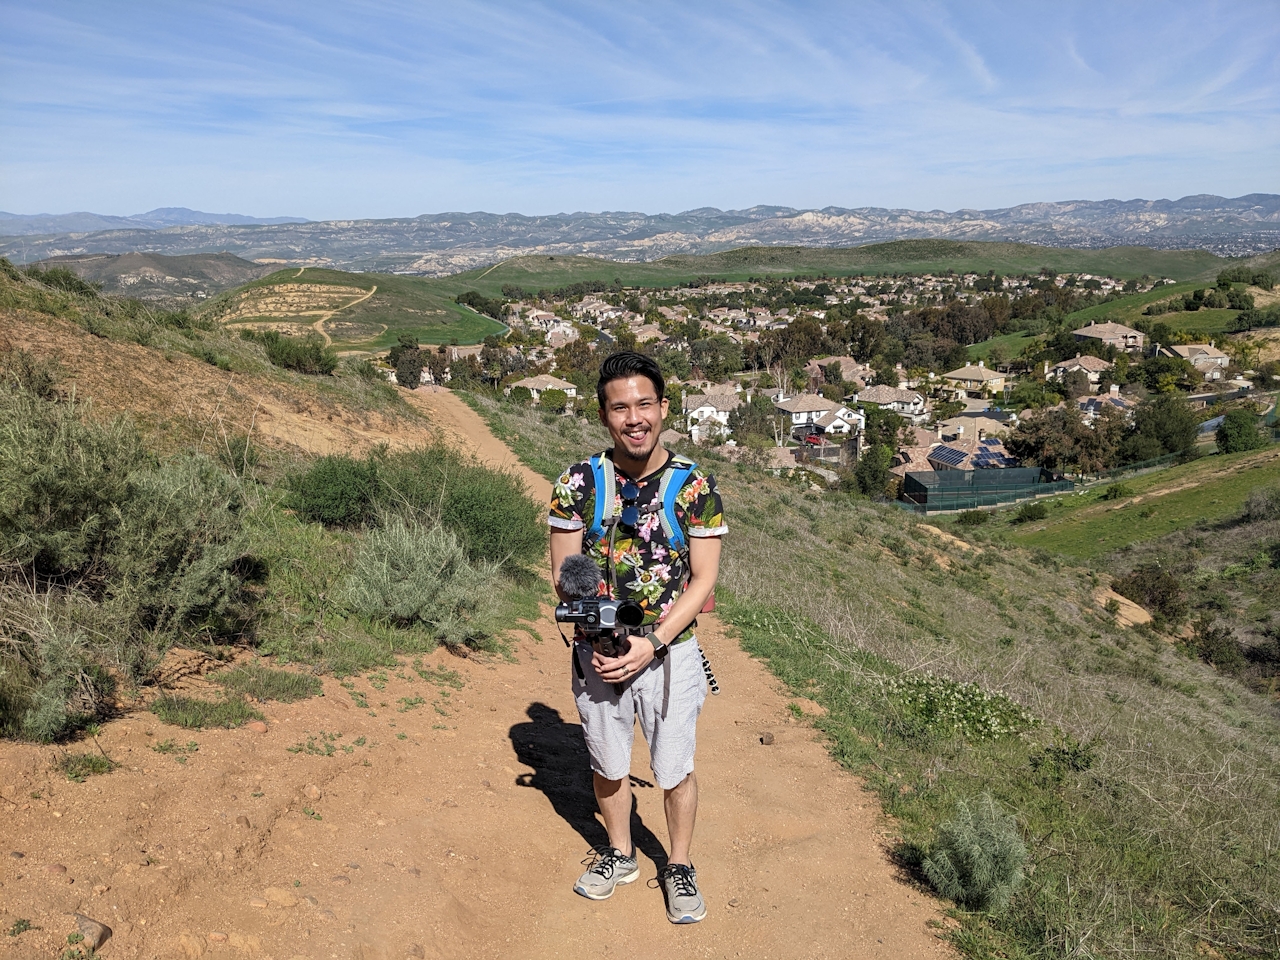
left=549, top=528, right=585, bottom=602
left=594, top=534, right=722, bottom=684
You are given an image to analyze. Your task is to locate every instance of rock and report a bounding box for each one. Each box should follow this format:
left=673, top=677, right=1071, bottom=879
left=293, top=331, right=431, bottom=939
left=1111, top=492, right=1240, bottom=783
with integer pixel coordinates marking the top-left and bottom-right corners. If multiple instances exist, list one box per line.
left=443, top=799, right=458, bottom=808
left=316, top=909, right=337, bottom=922
left=93, top=884, right=109, bottom=895
left=407, top=945, right=426, bottom=959
left=728, top=897, right=740, bottom=907
left=760, top=732, right=775, bottom=745
left=246, top=721, right=268, bottom=734
left=228, top=932, right=263, bottom=952
left=248, top=897, right=269, bottom=908
left=177, top=931, right=205, bottom=958
left=45, top=863, right=68, bottom=875
left=303, top=784, right=322, bottom=801
left=9, top=851, right=23, bottom=859
left=263, top=885, right=299, bottom=907
left=331, top=875, right=351, bottom=886
left=74, top=914, right=113, bottom=950
left=209, top=932, right=229, bottom=943
left=236, top=815, right=251, bottom=828
left=405, top=866, right=420, bottom=877
left=346, top=861, right=361, bottom=869
left=302, top=894, right=318, bottom=906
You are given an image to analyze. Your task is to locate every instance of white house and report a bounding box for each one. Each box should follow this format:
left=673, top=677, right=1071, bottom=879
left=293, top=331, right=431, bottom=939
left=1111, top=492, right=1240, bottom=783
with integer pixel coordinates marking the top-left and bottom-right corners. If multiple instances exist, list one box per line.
left=509, top=374, right=578, bottom=401
left=1162, top=343, right=1231, bottom=381
left=1048, top=353, right=1114, bottom=387
left=853, top=384, right=928, bottom=424
left=684, top=392, right=742, bottom=443
left=774, top=394, right=860, bottom=439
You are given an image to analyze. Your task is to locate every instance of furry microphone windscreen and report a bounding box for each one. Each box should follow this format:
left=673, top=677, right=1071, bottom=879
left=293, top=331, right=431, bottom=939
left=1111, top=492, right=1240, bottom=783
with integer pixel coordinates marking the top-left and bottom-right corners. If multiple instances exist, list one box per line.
left=559, top=554, right=604, bottom=599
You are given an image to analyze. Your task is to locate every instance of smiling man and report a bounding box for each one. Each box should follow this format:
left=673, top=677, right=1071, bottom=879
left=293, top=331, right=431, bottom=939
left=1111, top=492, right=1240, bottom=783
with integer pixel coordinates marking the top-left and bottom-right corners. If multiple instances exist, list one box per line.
left=548, top=351, right=726, bottom=924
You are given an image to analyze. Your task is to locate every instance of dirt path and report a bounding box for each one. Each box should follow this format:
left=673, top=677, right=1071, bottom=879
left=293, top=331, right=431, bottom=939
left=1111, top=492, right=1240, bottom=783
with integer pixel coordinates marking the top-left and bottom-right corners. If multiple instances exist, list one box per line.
left=0, top=391, right=951, bottom=960
left=312, top=285, right=378, bottom=347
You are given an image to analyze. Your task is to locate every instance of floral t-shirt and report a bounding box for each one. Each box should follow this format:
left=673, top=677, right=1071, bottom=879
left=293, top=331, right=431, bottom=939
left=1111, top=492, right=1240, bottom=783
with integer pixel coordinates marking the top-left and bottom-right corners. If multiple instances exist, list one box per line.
left=549, top=452, right=726, bottom=628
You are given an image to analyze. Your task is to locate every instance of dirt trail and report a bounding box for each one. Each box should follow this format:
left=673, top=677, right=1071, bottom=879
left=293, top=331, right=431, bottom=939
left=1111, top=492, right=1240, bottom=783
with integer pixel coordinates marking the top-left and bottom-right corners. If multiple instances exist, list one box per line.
left=312, top=285, right=377, bottom=347
left=0, top=390, right=951, bottom=960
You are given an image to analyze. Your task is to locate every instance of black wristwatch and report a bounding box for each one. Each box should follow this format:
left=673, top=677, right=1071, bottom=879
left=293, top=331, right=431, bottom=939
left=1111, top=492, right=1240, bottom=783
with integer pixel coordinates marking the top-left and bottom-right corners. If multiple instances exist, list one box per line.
left=644, top=628, right=669, bottom=660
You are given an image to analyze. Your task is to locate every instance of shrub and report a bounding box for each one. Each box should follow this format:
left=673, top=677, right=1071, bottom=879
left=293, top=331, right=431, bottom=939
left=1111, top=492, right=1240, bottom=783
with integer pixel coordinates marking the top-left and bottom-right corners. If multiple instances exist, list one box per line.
left=1101, top=483, right=1132, bottom=500
left=343, top=518, right=502, bottom=649
left=1242, top=485, right=1280, bottom=522
left=0, top=612, right=111, bottom=742
left=956, top=510, right=989, bottom=526
left=150, top=694, right=263, bottom=729
left=218, top=434, right=259, bottom=477
left=288, top=455, right=378, bottom=527
left=377, top=445, right=545, bottom=570
left=1, top=348, right=60, bottom=399
left=1012, top=501, right=1048, bottom=523
left=539, top=388, right=569, bottom=412
left=509, top=385, right=533, bottom=405
left=59, top=752, right=115, bottom=782
left=1113, top=562, right=1188, bottom=626
left=923, top=795, right=1027, bottom=913
left=395, top=348, right=423, bottom=389
left=23, top=265, right=101, bottom=297
left=216, top=663, right=322, bottom=702
left=879, top=673, right=1037, bottom=740
left=1216, top=408, right=1266, bottom=454
left=1188, top=618, right=1246, bottom=673
left=243, top=329, right=337, bottom=375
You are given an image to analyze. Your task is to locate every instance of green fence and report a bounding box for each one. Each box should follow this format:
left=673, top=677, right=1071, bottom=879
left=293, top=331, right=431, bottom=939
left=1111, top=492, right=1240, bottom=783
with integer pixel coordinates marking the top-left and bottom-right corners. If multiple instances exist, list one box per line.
left=897, top=467, right=1074, bottom=514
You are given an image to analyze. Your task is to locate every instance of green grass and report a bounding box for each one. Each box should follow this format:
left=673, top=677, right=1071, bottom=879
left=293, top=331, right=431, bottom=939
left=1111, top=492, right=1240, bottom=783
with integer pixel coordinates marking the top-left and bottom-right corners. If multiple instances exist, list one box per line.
left=58, top=752, right=115, bottom=781
left=967, top=330, right=1040, bottom=361
left=216, top=663, right=323, bottom=703
left=1065, top=282, right=1241, bottom=337
left=1006, top=447, right=1280, bottom=559
left=149, top=695, right=264, bottom=730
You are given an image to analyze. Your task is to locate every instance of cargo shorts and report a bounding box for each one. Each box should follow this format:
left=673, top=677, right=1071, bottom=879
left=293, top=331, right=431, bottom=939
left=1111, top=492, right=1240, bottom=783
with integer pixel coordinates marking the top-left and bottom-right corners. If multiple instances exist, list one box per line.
left=571, top=635, right=708, bottom=790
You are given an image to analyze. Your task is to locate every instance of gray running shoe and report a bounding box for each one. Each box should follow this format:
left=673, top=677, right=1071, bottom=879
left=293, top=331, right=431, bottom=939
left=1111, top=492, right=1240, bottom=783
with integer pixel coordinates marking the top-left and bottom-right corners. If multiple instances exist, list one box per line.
left=573, top=846, right=639, bottom=900
left=658, top=862, right=706, bottom=923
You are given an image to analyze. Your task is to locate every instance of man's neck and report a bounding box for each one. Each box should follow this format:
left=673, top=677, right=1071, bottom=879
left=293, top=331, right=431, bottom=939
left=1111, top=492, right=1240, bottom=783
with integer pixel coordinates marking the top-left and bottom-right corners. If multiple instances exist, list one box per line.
left=612, top=443, right=669, bottom=481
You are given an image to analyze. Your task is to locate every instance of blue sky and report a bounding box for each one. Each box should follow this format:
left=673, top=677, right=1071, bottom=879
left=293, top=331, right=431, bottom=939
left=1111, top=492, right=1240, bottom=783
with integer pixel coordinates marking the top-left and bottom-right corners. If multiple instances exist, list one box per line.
left=1, top=1, right=1277, bottom=219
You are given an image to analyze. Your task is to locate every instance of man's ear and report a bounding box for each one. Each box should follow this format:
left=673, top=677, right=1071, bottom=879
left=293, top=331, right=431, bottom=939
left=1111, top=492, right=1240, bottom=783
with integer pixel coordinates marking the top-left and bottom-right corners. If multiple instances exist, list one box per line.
left=659, top=396, right=669, bottom=419
left=597, top=402, right=607, bottom=425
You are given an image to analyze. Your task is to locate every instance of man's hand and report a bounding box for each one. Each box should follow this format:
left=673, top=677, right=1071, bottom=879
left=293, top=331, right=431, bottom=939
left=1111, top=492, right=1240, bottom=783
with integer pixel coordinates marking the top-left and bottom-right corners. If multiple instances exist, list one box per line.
left=593, top=639, right=656, bottom=684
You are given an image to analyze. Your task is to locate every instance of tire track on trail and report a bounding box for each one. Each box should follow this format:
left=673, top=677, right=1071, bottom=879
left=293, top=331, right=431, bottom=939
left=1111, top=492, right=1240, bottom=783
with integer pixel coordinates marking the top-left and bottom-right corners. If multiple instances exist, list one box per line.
left=312, top=283, right=377, bottom=346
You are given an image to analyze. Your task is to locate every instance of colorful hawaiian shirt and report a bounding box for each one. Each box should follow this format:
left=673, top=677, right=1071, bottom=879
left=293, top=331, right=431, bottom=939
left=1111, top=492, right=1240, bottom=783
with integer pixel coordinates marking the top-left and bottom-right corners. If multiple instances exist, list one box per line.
left=549, top=452, right=726, bottom=627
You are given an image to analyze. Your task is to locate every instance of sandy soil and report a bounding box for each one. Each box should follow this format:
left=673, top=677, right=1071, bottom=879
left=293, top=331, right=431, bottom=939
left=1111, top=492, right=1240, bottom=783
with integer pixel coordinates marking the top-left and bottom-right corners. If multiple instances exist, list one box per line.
left=0, top=388, right=953, bottom=960
left=1, top=311, right=431, bottom=458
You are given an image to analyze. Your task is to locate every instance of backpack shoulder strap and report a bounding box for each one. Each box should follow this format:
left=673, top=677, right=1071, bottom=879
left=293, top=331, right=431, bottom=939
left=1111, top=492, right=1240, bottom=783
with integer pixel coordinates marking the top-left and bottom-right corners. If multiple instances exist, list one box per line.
left=657, top=456, right=697, bottom=555
left=586, top=453, right=615, bottom=545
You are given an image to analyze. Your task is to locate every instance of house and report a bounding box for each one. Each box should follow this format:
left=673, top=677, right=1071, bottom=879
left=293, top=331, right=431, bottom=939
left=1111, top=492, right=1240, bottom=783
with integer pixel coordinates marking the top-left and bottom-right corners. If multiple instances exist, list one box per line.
left=1162, top=343, right=1230, bottom=381
left=1078, top=385, right=1134, bottom=425
left=804, top=355, right=873, bottom=386
left=684, top=392, right=742, bottom=443
left=774, top=394, right=859, bottom=440
left=1048, top=353, right=1114, bottom=387
left=853, top=384, right=928, bottom=423
left=812, top=407, right=865, bottom=438
left=942, top=361, right=1006, bottom=397
left=926, top=436, right=1019, bottom=471
left=1073, top=320, right=1144, bottom=353
left=524, top=309, right=559, bottom=331
left=936, top=415, right=1007, bottom=442
left=510, top=374, right=578, bottom=401
left=633, top=324, right=668, bottom=344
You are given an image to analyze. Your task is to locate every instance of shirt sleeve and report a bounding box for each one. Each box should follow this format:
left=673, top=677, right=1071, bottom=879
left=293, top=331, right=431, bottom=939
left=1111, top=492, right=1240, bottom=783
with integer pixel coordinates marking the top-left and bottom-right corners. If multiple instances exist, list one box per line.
left=549, top=461, right=594, bottom=531
left=676, top=469, right=727, bottom=538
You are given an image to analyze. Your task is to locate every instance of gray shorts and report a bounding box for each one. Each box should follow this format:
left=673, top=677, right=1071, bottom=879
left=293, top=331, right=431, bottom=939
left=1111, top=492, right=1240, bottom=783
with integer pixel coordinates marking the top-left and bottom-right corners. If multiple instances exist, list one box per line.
left=572, top=636, right=708, bottom=790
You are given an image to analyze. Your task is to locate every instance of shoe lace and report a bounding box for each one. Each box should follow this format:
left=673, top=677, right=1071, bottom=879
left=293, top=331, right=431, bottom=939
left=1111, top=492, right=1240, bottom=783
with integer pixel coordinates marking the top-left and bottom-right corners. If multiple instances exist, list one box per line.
left=660, top=863, right=698, bottom=897
left=583, top=845, right=629, bottom=879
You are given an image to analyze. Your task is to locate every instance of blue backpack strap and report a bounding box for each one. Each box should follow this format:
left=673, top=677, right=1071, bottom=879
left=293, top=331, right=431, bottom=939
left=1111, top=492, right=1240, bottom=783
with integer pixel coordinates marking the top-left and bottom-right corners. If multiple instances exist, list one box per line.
left=657, top=456, right=697, bottom=555
left=586, top=453, right=614, bottom=546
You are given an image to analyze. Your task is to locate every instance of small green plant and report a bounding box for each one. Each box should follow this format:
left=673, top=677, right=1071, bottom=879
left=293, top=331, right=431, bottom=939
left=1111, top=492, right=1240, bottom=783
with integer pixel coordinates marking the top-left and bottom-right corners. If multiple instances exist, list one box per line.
left=150, top=695, right=264, bottom=730
left=397, top=696, right=426, bottom=712
left=396, top=732, right=408, bottom=740
left=956, top=509, right=990, bottom=526
left=1012, top=501, right=1049, bottom=524
left=287, top=730, right=344, bottom=756
left=879, top=673, right=1037, bottom=740
left=217, top=664, right=322, bottom=703
left=413, top=660, right=465, bottom=689
left=58, top=752, right=115, bottom=782
left=923, top=794, right=1027, bottom=913
left=1101, top=483, right=1132, bottom=500
left=67, top=933, right=84, bottom=945
left=339, top=681, right=369, bottom=708
left=787, top=701, right=804, bottom=719
left=7, top=919, right=33, bottom=936
left=302, top=806, right=322, bottom=820
left=151, top=739, right=199, bottom=762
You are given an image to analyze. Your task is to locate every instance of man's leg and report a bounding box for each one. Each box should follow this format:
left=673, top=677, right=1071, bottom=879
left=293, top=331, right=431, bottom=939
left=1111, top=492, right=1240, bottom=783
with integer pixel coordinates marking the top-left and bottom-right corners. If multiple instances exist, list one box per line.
left=594, top=772, right=633, bottom=854
left=664, top=771, right=698, bottom=865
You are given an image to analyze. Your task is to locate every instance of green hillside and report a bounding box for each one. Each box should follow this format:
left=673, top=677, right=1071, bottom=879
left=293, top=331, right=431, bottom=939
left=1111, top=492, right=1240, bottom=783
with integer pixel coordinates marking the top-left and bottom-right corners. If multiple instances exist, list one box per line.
left=201, top=266, right=506, bottom=351
left=435, top=241, right=1226, bottom=298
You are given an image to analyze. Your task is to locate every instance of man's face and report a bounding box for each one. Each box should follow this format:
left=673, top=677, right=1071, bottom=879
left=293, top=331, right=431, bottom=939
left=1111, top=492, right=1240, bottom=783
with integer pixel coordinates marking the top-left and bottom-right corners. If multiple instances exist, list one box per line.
left=599, top=375, right=668, bottom=464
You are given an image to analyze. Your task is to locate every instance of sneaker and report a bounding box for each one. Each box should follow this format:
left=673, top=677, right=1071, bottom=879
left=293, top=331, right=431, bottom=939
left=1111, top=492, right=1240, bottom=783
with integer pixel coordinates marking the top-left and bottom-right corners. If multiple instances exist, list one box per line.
left=573, top=846, right=639, bottom=900
left=658, top=862, right=706, bottom=923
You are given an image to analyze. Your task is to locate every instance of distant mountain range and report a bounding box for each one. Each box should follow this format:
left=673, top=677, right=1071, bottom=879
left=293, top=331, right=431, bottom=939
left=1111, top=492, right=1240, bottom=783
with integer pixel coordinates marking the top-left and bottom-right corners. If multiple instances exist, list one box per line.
left=0, top=207, right=308, bottom=236
left=4, top=195, right=1277, bottom=275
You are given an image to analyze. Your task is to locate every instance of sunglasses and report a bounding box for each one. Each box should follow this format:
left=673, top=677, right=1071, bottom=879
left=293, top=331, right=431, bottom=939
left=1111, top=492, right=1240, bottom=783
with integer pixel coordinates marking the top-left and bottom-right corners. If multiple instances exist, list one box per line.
left=619, top=481, right=641, bottom=528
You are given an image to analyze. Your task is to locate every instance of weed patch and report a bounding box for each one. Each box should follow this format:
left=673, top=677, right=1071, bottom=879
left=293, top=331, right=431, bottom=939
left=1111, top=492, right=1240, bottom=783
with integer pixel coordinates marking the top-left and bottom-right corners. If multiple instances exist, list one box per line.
left=57, top=752, right=115, bottom=782
left=216, top=664, right=322, bottom=703
left=149, top=695, right=263, bottom=730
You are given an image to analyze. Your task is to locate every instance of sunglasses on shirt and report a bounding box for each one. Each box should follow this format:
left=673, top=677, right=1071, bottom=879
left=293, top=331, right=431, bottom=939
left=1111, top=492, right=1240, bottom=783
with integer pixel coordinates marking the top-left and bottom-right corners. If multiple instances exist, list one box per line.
left=619, top=481, right=641, bottom=529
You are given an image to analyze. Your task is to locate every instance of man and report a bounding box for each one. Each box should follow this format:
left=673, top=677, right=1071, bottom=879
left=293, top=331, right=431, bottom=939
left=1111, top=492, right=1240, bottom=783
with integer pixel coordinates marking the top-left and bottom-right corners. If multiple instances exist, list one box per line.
left=549, top=351, right=726, bottom=924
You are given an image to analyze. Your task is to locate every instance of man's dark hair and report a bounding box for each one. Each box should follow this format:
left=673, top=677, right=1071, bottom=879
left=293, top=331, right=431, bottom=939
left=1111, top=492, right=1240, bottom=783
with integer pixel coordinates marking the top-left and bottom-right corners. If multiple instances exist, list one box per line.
left=596, top=351, right=665, bottom=407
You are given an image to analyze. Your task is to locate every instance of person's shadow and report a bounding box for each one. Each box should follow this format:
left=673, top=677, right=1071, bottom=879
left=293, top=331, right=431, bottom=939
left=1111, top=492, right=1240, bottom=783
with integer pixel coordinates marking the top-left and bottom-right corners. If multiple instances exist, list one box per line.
left=510, top=702, right=667, bottom=870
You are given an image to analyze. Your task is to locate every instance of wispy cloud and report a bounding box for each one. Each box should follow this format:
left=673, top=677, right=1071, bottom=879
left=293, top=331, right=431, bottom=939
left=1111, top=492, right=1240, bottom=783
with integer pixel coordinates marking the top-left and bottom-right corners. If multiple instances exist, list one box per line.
left=1, top=1, right=1276, bottom=218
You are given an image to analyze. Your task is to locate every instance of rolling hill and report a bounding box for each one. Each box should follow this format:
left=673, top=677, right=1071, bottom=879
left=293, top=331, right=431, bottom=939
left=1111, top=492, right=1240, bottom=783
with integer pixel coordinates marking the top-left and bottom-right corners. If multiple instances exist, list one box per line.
left=31, top=252, right=274, bottom=301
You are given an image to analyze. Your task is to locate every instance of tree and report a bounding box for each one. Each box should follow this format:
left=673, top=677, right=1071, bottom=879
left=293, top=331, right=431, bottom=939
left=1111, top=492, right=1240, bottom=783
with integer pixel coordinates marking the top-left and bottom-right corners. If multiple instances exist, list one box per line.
left=540, top=388, right=569, bottom=413
left=691, top=334, right=743, bottom=381
left=388, top=333, right=419, bottom=367
left=863, top=405, right=908, bottom=449
left=509, top=386, right=533, bottom=405
left=727, top=393, right=782, bottom=443
left=1061, top=368, right=1090, bottom=399
left=1005, top=407, right=1090, bottom=472
left=1216, top=408, right=1266, bottom=453
left=395, top=348, right=423, bottom=390
left=822, top=361, right=844, bottom=385
left=855, top=445, right=892, bottom=499
left=1122, top=392, right=1197, bottom=462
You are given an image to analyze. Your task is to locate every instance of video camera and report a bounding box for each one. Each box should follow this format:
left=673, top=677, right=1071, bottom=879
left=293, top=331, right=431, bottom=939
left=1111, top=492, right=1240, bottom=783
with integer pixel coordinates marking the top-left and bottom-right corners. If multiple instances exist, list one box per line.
left=555, top=554, right=644, bottom=657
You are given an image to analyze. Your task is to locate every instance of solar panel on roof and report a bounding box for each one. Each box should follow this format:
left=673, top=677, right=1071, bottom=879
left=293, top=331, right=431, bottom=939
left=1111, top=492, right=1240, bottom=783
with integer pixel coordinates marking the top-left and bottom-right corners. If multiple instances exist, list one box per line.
left=929, top=446, right=969, bottom=467
left=981, top=437, right=1001, bottom=448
